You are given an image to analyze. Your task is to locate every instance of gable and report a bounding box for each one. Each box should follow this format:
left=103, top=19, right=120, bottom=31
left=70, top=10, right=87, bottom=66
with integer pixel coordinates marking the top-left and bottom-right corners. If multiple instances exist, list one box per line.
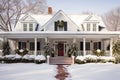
left=20, top=15, right=37, bottom=23
left=43, top=10, right=80, bottom=31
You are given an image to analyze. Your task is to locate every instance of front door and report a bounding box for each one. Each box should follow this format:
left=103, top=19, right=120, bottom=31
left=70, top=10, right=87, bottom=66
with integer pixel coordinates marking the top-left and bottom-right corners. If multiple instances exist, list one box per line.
left=58, top=43, right=64, bottom=56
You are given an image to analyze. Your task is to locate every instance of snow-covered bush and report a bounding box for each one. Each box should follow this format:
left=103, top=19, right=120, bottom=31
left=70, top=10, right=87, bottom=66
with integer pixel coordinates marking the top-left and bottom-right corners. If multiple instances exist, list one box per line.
left=35, top=55, right=46, bottom=64
left=4, top=54, right=22, bottom=63
left=100, top=56, right=115, bottom=63
left=75, top=56, right=85, bottom=64
left=22, top=54, right=30, bottom=62
left=0, top=56, right=3, bottom=63
left=22, top=54, right=35, bottom=63
left=75, top=55, right=116, bottom=64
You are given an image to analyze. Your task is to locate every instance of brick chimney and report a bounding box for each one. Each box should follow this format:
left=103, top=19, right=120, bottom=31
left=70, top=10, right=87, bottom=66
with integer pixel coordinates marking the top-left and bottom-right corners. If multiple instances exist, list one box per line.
left=48, top=7, right=52, bottom=14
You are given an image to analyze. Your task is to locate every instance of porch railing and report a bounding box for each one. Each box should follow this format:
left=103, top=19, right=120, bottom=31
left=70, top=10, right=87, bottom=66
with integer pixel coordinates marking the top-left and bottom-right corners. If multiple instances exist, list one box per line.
left=77, top=50, right=110, bottom=56
left=29, top=50, right=44, bottom=55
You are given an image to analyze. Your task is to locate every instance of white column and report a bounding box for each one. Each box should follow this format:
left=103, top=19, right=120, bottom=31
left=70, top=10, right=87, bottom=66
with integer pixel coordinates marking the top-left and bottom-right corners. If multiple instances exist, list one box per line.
left=73, top=38, right=76, bottom=43
left=45, top=37, right=48, bottom=43
left=34, top=37, right=37, bottom=56
left=83, top=38, right=86, bottom=56
left=110, top=38, right=113, bottom=56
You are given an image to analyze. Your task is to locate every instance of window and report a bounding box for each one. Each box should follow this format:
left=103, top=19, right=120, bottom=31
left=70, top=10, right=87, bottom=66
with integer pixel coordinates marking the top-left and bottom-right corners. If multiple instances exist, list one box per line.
left=93, top=24, right=97, bottom=31
left=18, top=42, right=26, bottom=49
left=86, top=42, right=90, bottom=50
left=58, top=27, right=64, bottom=31
left=23, top=24, right=27, bottom=31
left=54, top=21, right=67, bottom=31
left=87, top=24, right=90, bottom=31
left=93, top=42, right=101, bottom=50
left=80, top=42, right=90, bottom=50
left=29, top=24, right=33, bottom=31
left=30, top=42, right=40, bottom=50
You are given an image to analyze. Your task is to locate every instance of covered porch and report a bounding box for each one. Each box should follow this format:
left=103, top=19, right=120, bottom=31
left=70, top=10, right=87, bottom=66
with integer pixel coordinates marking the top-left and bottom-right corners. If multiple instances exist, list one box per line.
left=0, top=31, right=119, bottom=57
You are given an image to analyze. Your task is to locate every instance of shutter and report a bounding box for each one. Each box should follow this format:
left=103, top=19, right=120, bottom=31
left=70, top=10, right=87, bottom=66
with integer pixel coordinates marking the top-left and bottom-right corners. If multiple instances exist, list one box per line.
left=35, top=24, right=39, bottom=31
left=64, top=22, right=67, bottom=31
left=54, top=22, right=57, bottom=31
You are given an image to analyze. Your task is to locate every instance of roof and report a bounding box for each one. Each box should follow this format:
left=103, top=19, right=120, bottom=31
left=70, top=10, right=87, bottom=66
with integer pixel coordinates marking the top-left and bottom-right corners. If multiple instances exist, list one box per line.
left=0, top=31, right=119, bottom=39
left=21, top=10, right=105, bottom=26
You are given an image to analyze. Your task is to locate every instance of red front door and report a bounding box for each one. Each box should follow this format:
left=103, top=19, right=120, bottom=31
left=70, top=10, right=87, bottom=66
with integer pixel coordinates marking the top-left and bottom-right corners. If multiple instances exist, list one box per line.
left=58, top=43, right=64, bottom=56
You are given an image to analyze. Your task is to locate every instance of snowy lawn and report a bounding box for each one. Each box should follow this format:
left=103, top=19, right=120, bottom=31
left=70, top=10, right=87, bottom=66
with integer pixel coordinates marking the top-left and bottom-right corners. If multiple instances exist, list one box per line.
left=1, top=63, right=120, bottom=80
left=67, top=63, right=120, bottom=80
left=0, top=63, right=57, bottom=80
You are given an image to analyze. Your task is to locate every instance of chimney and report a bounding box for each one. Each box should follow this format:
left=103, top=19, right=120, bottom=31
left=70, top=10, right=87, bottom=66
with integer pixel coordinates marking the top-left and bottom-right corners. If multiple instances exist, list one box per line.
left=48, top=7, right=52, bottom=14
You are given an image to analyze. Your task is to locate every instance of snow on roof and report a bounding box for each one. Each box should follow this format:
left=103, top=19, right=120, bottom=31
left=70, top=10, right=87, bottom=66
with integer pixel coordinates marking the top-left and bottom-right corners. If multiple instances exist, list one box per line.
left=68, top=15, right=89, bottom=26
left=30, top=14, right=52, bottom=26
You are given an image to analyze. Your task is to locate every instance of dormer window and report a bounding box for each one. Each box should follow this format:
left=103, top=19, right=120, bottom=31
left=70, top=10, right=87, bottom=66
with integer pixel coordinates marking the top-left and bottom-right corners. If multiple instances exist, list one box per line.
left=23, top=23, right=34, bottom=31
left=29, top=24, right=33, bottom=31
left=87, top=24, right=90, bottom=31
left=54, top=20, right=67, bottom=31
left=93, top=24, right=97, bottom=31
left=23, top=24, right=27, bottom=31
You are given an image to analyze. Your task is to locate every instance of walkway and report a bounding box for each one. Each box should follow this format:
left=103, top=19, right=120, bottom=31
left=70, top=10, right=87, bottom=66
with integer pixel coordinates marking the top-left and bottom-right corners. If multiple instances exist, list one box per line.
left=55, top=65, right=71, bottom=80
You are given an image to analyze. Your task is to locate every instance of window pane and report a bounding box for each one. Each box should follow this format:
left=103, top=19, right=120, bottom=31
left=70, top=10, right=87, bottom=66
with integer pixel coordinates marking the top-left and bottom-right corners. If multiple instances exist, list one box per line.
left=87, top=24, right=90, bottom=31
left=80, top=42, right=83, bottom=50
left=93, top=24, right=96, bottom=31
left=29, top=24, right=33, bottom=31
left=23, top=24, right=27, bottom=31
left=37, top=42, right=40, bottom=50
left=58, top=27, right=64, bottom=31
left=93, top=42, right=97, bottom=50
left=30, top=42, right=34, bottom=50
left=86, top=42, right=90, bottom=50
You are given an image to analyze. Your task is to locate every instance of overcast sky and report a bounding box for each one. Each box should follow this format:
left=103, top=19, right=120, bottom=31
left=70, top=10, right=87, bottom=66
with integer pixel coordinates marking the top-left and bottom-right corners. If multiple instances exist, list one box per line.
left=47, top=0, right=120, bottom=15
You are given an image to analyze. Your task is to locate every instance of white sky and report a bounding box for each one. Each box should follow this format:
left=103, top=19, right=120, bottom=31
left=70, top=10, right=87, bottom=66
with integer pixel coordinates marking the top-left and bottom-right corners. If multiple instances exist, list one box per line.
left=47, top=0, right=120, bottom=15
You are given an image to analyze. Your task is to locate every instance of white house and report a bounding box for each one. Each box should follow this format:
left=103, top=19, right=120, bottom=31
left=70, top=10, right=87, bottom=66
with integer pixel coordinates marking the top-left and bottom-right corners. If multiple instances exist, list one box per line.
left=0, top=9, right=120, bottom=59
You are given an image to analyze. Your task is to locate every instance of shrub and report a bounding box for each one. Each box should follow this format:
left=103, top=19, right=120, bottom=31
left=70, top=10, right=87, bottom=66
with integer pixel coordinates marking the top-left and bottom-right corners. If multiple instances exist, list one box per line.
left=92, top=49, right=105, bottom=56
left=112, top=40, right=120, bottom=63
left=15, top=49, right=28, bottom=56
left=35, top=55, right=46, bottom=64
left=2, top=41, right=10, bottom=56
left=75, top=59, right=85, bottom=64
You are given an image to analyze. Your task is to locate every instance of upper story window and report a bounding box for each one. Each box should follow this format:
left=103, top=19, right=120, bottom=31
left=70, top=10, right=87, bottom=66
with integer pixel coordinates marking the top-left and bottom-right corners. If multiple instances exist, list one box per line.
left=29, top=24, right=33, bottom=31
left=23, top=24, right=27, bottom=31
left=23, top=23, right=34, bottom=31
left=93, top=24, right=97, bottom=31
left=54, top=20, right=67, bottom=31
left=87, top=24, right=90, bottom=31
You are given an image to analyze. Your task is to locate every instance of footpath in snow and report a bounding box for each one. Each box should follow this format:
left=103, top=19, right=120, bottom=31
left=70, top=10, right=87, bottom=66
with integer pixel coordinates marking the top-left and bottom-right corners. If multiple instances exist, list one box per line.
left=1, top=63, right=120, bottom=80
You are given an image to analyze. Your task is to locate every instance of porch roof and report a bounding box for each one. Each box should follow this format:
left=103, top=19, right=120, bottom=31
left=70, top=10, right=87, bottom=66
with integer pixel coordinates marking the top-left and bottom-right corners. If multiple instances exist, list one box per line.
left=0, top=31, right=120, bottom=39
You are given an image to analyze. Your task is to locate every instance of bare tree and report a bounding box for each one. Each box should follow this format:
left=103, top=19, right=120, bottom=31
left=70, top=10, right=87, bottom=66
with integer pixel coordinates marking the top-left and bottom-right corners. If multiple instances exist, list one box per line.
left=102, top=7, right=120, bottom=31
left=24, top=0, right=47, bottom=14
left=0, top=0, right=47, bottom=31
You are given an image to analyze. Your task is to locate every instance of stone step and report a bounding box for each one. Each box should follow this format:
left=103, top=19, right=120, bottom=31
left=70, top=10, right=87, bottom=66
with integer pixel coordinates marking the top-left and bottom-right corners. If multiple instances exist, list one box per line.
left=50, top=57, right=72, bottom=65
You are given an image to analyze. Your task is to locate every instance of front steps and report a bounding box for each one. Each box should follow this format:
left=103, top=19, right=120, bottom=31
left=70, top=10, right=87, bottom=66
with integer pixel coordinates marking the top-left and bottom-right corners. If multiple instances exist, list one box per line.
left=49, top=57, right=73, bottom=65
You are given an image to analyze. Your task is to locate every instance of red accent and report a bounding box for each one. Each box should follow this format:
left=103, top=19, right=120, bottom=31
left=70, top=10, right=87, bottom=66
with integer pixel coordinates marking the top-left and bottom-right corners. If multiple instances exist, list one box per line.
left=58, top=43, right=64, bottom=56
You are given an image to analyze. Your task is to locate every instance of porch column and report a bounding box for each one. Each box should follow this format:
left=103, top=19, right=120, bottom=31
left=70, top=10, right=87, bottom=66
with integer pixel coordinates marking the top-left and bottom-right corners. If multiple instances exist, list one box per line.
left=110, top=38, right=113, bottom=56
left=45, top=37, right=48, bottom=43
left=83, top=38, right=86, bottom=56
left=73, top=38, right=76, bottom=43
left=34, top=37, right=37, bottom=56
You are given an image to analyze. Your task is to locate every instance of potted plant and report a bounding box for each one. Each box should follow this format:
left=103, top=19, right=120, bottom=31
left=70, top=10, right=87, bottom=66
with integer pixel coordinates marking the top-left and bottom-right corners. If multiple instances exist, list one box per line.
left=2, top=41, right=10, bottom=56
left=67, top=48, right=72, bottom=57
left=51, top=48, right=54, bottom=57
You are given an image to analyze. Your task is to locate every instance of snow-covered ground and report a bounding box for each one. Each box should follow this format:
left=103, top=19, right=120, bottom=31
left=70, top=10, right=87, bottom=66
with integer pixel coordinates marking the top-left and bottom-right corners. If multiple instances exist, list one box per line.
left=0, top=63, right=57, bottom=80
left=1, top=63, right=120, bottom=80
left=67, top=63, right=120, bottom=80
